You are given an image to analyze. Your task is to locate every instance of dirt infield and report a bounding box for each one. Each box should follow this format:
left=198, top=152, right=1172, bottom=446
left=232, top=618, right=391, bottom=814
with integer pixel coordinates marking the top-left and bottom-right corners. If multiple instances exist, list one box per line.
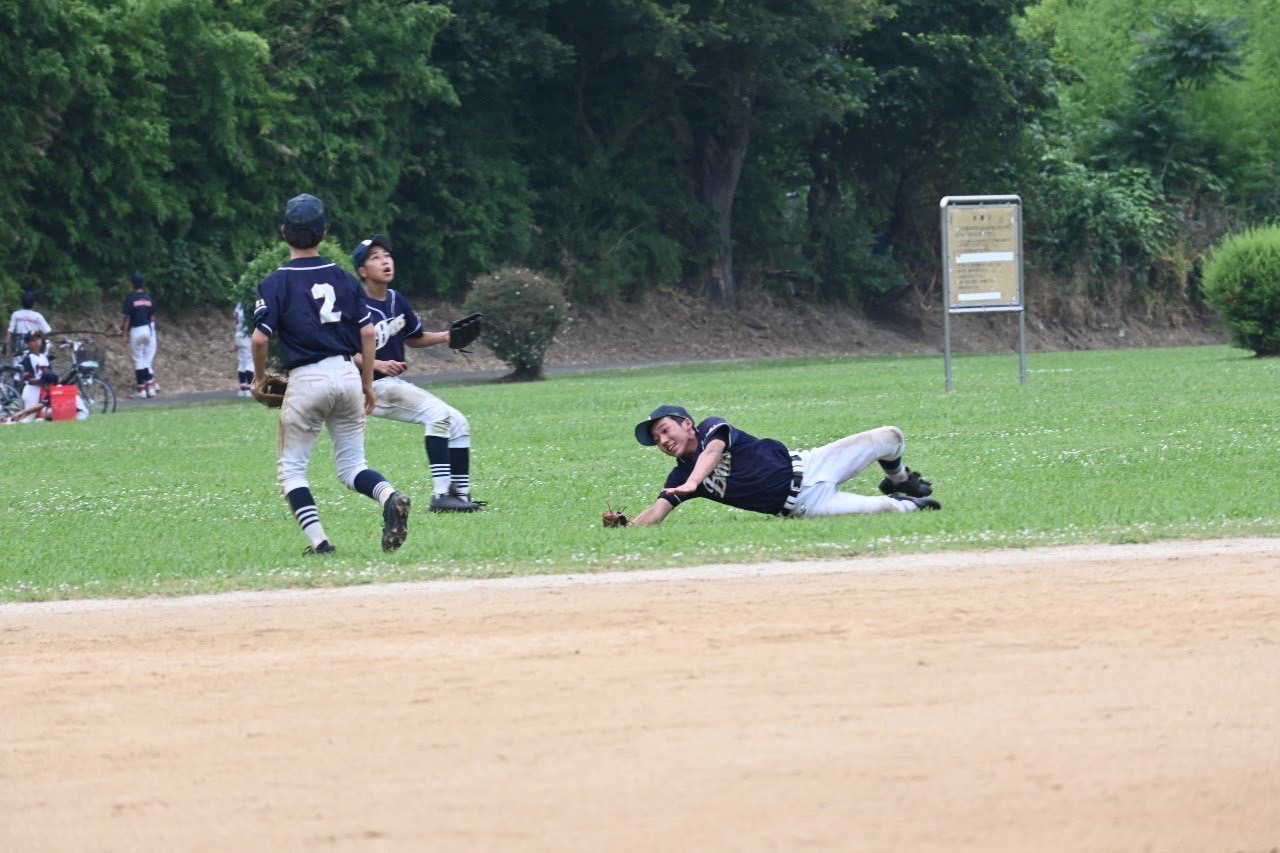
left=3, top=538, right=1278, bottom=852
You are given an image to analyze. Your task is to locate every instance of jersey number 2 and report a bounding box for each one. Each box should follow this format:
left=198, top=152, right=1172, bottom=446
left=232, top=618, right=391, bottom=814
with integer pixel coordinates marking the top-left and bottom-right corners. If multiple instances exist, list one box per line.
left=311, top=283, right=342, bottom=324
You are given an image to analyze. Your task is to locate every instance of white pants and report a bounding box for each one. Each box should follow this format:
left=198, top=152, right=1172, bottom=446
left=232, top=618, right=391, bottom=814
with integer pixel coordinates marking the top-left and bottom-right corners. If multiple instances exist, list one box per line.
left=371, top=376, right=470, bottom=444
left=792, top=425, right=911, bottom=517
left=129, top=323, right=157, bottom=371
left=276, top=357, right=370, bottom=494
left=235, top=333, right=253, bottom=374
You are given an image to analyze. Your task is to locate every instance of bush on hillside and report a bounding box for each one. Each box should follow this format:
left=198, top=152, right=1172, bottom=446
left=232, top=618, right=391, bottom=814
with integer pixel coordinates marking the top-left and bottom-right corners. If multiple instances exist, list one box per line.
left=464, top=267, right=568, bottom=380
left=1201, top=226, right=1280, bottom=356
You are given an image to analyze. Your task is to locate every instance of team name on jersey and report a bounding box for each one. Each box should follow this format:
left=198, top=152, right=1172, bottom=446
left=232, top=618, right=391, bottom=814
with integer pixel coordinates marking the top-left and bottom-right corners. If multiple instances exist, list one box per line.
left=373, top=313, right=407, bottom=350
left=702, top=451, right=732, bottom=498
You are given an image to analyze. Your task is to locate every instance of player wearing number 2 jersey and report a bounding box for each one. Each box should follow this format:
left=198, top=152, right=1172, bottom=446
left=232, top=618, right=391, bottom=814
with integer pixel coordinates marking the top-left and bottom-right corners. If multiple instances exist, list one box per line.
left=252, top=193, right=412, bottom=555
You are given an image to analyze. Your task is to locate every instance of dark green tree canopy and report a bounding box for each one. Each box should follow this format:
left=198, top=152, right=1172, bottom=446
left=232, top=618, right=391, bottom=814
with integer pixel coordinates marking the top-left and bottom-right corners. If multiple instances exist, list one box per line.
left=2, top=0, right=1277, bottom=321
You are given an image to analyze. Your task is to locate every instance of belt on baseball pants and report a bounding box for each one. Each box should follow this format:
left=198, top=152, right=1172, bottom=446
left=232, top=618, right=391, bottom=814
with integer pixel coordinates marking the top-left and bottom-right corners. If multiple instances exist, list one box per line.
left=777, top=452, right=805, bottom=518
left=290, top=353, right=352, bottom=370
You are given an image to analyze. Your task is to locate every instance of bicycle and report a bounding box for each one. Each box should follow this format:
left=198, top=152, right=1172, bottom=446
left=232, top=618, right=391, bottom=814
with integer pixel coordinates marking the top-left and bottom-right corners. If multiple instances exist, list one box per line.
left=1, top=346, right=28, bottom=414
left=0, top=375, right=19, bottom=417
left=48, top=338, right=115, bottom=414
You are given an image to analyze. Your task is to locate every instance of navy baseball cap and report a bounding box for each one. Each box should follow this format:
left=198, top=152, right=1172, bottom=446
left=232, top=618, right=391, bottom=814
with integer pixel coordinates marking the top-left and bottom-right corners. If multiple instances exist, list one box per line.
left=283, top=193, right=327, bottom=234
left=352, top=234, right=392, bottom=271
left=635, top=404, right=692, bottom=446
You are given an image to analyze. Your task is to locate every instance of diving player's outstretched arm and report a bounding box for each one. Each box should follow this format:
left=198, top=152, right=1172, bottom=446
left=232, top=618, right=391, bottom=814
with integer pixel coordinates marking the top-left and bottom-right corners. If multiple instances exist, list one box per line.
left=662, top=437, right=725, bottom=498
left=631, top=499, right=675, bottom=527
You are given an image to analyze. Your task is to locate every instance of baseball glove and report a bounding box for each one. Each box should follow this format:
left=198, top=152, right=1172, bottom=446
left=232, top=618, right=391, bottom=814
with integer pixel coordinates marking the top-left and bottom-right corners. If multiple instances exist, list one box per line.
left=448, top=312, right=483, bottom=352
left=602, top=505, right=629, bottom=528
left=251, top=372, right=288, bottom=408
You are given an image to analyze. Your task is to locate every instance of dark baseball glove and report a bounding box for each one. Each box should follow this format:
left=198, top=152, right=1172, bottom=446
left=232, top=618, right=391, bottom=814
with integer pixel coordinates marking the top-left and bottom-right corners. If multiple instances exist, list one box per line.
left=448, top=312, right=483, bottom=352
left=602, top=506, right=629, bottom=528
left=251, top=372, right=288, bottom=408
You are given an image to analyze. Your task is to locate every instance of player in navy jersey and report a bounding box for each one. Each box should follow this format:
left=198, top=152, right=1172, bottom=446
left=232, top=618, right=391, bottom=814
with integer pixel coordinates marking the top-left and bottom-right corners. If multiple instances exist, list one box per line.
left=121, top=273, right=159, bottom=397
left=251, top=193, right=412, bottom=555
left=627, top=405, right=940, bottom=526
left=352, top=235, right=483, bottom=512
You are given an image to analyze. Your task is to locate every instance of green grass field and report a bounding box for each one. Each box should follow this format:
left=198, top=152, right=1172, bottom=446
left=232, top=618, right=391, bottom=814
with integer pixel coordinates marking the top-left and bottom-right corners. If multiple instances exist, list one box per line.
left=2, top=345, right=1276, bottom=602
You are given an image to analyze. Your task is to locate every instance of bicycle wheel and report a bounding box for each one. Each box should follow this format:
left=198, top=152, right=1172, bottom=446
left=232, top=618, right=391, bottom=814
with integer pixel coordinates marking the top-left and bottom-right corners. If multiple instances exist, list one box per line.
left=0, top=381, right=20, bottom=417
left=0, top=365, right=21, bottom=396
left=77, top=373, right=117, bottom=414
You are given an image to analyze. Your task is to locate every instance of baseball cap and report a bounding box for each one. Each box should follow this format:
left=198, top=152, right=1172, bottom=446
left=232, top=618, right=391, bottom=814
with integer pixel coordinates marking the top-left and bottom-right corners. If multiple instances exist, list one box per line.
left=130, top=272, right=146, bottom=287
left=352, top=234, right=392, bottom=271
left=634, top=404, right=692, bottom=446
left=24, top=330, right=44, bottom=343
left=283, top=193, right=327, bottom=234
left=40, top=370, right=59, bottom=385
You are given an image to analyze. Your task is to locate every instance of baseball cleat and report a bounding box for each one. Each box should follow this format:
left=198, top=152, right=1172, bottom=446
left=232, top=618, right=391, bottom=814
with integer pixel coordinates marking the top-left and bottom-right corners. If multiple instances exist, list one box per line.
left=879, top=468, right=933, bottom=498
left=303, top=540, right=336, bottom=556
left=429, top=492, right=481, bottom=513
left=894, top=494, right=941, bottom=511
left=450, top=484, right=487, bottom=509
left=381, top=491, right=411, bottom=552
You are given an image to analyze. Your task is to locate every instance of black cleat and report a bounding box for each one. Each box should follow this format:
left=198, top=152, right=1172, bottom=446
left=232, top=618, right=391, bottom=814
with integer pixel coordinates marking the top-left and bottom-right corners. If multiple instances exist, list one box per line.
left=894, top=494, right=941, bottom=511
left=879, top=468, right=933, bottom=498
left=303, top=540, right=336, bottom=556
left=381, top=492, right=411, bottom=552
left=429, top=488, right=483, bottom=513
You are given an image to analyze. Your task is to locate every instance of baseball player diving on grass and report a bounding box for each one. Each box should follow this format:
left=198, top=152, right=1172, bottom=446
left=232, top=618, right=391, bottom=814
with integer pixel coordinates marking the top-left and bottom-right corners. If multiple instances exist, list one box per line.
left=605, top=405, right=939, bottom=527
left=352, top=234, right=485, bottom=513
left=251, top=193, right=412, bottom=555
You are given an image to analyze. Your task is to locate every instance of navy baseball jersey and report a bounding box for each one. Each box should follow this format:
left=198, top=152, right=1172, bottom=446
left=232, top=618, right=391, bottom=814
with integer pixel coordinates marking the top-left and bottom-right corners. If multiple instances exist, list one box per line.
left=122, top=292, right=154, bottom=328
left=254, top=257, right=370, bottom=370
left=360, top=289, right=425, bottom=379
left=660, top=417, right=794, bottom=515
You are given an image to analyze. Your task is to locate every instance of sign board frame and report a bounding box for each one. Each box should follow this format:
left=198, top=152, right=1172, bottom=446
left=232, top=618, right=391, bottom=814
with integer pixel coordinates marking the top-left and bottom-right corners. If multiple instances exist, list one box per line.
left=940, top=195, right=1026, bottom=391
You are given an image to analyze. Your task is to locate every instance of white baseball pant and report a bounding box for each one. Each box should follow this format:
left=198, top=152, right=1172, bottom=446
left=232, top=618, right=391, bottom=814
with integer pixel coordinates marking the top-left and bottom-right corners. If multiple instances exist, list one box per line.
left=235, top=333, right=253, bottom=374
left=129, top=323, right=157, bottom=371
left=370, top=375, right=470, bottom=444
left=276, top=356, right=371, bottom=494
left=791, top=425, right=912, bottom=517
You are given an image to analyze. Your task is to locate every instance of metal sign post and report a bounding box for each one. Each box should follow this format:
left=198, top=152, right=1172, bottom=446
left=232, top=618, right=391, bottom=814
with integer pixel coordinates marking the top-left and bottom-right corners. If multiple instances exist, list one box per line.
left=940, top=195, right=1026, bottom=391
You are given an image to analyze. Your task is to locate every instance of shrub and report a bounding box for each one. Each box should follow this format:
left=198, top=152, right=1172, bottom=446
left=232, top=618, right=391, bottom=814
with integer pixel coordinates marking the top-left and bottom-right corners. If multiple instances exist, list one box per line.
left=464, top=267, right=568, bottom=380
left=232, top=237, right=354, bottom=317
left=1201, top=226, right=1280, bottom=356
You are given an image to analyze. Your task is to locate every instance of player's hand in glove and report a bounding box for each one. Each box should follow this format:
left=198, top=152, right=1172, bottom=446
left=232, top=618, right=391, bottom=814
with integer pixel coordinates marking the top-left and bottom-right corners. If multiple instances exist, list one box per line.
left=602, top=505, right=629, bottom=528
left=252, top=372, right=288, bottom=408
left=448, top=312, right=483, bottom=352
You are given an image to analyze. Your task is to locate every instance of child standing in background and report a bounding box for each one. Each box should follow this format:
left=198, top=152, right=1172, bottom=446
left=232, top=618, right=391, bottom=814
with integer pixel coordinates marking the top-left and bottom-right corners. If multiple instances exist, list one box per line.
left=234, top=303, right=253, bottom=397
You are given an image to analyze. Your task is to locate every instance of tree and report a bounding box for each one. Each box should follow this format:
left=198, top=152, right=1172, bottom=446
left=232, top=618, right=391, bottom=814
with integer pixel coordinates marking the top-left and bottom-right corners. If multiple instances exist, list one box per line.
left=817, top=0, right=1057, bottom=309
left=1096, top=9, right=1249, bottom=189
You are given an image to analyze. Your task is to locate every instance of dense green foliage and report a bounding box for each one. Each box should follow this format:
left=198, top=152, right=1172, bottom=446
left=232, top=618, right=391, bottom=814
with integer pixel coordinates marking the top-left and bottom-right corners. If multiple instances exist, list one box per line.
left=464, top=267, right=568, bottom=379
left=1201, top=226, right=1280, bottom=355
left=2, top=0, right=1278, bottom=320
left=1022, top=0, right=1280, bottom=302
left=0, top=346, right=1276, bottom=602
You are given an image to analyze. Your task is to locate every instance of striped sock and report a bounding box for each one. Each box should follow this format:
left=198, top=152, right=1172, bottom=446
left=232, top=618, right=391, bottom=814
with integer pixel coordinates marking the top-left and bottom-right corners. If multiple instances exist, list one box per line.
left=450, top=446, right=471, bottom=497
left=286, top=487, right=328, bottom=547
left=878, top=457, right=905, bottom=483
left=426, top=436, right=451, bottom=495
